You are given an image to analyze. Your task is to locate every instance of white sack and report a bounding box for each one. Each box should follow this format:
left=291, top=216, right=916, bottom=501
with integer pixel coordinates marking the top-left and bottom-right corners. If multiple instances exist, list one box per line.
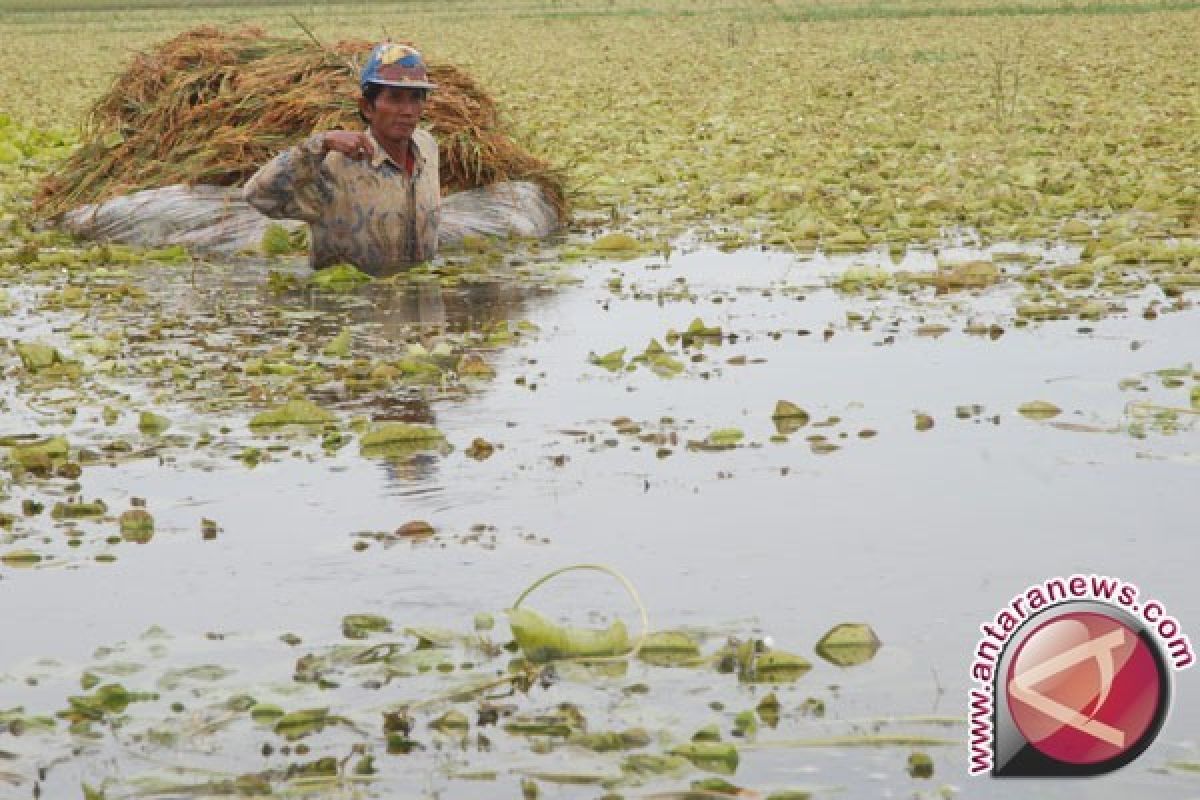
left=60, top=181, right=559, bottom=255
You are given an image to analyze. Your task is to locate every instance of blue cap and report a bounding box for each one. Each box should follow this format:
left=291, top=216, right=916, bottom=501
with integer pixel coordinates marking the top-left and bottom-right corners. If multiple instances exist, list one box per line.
left=360, top=43, right=437, bottom=93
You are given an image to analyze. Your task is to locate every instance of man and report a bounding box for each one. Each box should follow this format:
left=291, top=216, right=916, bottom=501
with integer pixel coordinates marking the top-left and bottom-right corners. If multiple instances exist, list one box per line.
left=243, top=43, right=440, bottom=274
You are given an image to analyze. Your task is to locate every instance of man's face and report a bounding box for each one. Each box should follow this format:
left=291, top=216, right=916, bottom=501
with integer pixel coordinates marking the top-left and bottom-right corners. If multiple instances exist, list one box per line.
left=360, top=86, right=427, bottom=145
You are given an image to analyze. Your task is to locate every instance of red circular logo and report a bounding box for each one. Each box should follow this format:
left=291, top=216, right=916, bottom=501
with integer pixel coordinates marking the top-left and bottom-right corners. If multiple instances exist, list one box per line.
left=1006, top=611, right=1164, bottom=765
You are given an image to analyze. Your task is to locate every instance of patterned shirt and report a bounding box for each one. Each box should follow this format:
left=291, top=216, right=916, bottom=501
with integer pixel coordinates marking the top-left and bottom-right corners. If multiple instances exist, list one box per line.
left=243, top=129, right=439, bottom=273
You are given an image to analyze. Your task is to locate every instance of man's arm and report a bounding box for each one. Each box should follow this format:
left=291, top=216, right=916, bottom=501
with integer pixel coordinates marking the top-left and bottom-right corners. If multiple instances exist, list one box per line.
left=242, top=134, right=331, bottom=223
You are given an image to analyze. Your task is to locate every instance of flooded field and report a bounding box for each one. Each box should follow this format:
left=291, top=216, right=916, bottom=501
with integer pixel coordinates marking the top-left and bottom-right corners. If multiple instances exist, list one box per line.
left=2, top=230, right=1198, bottom=798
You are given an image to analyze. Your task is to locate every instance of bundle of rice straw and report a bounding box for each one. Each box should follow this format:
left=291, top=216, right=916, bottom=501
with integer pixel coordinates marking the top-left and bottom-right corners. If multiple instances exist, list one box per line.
left=35, top=26, right=565, bottom=219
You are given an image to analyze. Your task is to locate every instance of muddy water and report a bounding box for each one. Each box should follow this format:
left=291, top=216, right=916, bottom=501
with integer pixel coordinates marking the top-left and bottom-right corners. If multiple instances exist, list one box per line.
left=1, top=243, right=1198, bottom=798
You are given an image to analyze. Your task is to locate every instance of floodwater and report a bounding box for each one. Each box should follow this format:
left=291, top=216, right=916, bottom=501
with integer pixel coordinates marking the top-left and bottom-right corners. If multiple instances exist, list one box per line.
left=1, top=239, right=1198, bottom=798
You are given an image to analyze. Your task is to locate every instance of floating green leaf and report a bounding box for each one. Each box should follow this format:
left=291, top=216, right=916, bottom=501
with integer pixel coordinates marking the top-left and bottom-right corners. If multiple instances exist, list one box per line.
left=772, top=400, right=810, bottom=434
left=274, top=707, right=329, bottom=740
left=507, top=607, right=631, bottom=663
left=51, top=499, right=107, bottom=519
left=591, top=233, right=642, bottom=254
left=1, top=549, right=42, bottom=567
left=359, top=423, right=445, bottom=452
left=705, top=428, right=744, bottom=448
left=250, top=703, right=284, bottom=724
left=342, top=613, right=392, bottom=640
left=735, top=647, right=812, bottom=684
left=322, top=328, right=351, bottom=358
left=907, top=751, right=934, bottom=778
left=138, top=411, right=169, bottom=435
left=310, top=264, right=371, bottom=290
left=669, top=741, right=740, bottom=774
left=249, top=399, right=336, bottom=428
left=588, top=347, right=626, bottom=371
left=638, top=630, right=702, bottom=667
left=8, top=435, right=69, bottom=471
left=431, top=709, right=469, bottom=734
left=119, top=509, right=154, bottom=543
left=569, top=727, right=651, bottom=752
left=15, top=342, right=64, bottom=371
left=1018, top=400, right=1062, bottom=420
left=261, top=223, right=295, bottom=256
left=61, top=683, right=157, bottom=723
left=815, top=623, right=882, bottom=667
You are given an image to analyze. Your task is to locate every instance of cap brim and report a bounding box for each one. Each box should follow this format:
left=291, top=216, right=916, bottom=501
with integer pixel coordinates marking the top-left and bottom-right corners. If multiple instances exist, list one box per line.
left=365, top=79, right=438, bottom=90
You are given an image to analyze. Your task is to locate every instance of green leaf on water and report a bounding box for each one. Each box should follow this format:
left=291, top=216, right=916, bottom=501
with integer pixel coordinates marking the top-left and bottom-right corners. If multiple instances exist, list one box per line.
left=15, top=342, right=64, bottom=371
left=138, top=411, right=169, bottom=435
left=907, top=751, right=934, bottom=778
left=119, top=509, right=154, bottom=543
left=261, top=223, right=294, bottom=257
left=757, top=692, right=781, bottom=727
left=644, top=352, right=685, bottom=377
left=638, top=630, right=703, bottom=667
left=274, top=707, right=329, bottom=740
left=359, top=423, right=445, bottom=452
left=1018, top=400, right=1062, bottom=420
left=1, top=549, right=42, bottom=567
left=815, top=623, right=882, bottom=667
left=591, top=233, right=642, bottom=254
left=144, top=245, right=190, bottom=263
left=405, top=626, right=462, bottom=649
left=225, top=694, right=257, bottom=712
left=8, top=436, right=69, bottom=471
left=322, top=328, right=352, bottom=358
left=692, top=777, right=745, bottom=795
left=686, top=318, right=722, bottom=338
left=619, top=753, right=691, bottom=779
left=458, top=354, right=496, bottom=378
left=248, top=399, right=336, bottom=428
left=250, top=703, right=284, bottom=724
left=734, top=710, right=758, bottom=737
left=772, top=400, right=810, bottom=434
left=750, top=650, right=812, bottom=682
left=342, top=614, right=392, bottom=640
left=431, top=709, right=470, bottom=734
left=507, top=607, right=631, bottom=663
left=772, top=400, right=809, bottom=421
left=588, top=347, right=626, bottom=371
left=310, top=263, right=372, bottom=290
left=669, top=741, right=740, bottom=774
left=504, top=705, right=587, bottom=737
left=61, top=683, right=157, bottom=723
left=51, top=499, right=107, bottom=519
left=569, top=727, right=651, bottom=752
left=706, top=428, right=744, bottom=447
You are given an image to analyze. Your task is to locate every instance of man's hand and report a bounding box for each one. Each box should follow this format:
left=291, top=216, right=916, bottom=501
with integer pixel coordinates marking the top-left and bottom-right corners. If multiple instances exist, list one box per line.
left=321, top=131, right=374, bottom=161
